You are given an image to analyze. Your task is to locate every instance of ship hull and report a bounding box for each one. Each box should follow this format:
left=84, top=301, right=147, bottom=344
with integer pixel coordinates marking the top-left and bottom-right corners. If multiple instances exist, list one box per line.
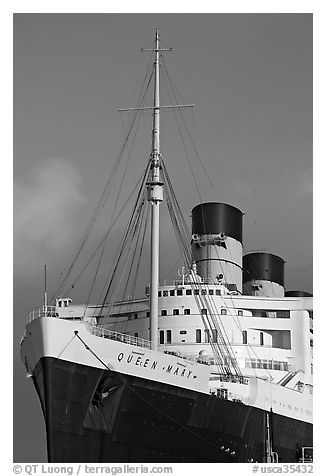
left=32, top=356, right=312, bottom=463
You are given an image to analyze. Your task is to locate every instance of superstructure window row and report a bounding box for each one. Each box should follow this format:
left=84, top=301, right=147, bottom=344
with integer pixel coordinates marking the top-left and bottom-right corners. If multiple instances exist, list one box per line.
left=161, top=309, right=190, bottom=316
left=243, top=309, right=291, bottom=318
left=159, top=308, right=243, bottom=316
left=159, top=289, right=222, bottom=297
left=158, top=328, right=216, bottom=344
left=245, top=358, right=288, bottom=371
left=115, top=308, right=244, bottom=319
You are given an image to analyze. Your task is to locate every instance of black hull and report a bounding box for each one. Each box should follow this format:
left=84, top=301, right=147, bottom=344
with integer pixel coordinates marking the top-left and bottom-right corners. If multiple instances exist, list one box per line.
left=32, top=357, right=312, bottom=463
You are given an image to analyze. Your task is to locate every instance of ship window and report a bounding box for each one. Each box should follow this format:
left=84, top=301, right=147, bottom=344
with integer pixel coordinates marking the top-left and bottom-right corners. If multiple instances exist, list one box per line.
left=177, top=289, right=183, bottom=296
left=262, top=360, right=268, bottom=369
left=238, top=310, right=243, bottom=316
left=212, top=329, right=218, bottom=343
left=194, top=289, right=199, bottom=295
left=186, top=289, right=192, bottom=295
left=201, top=309, right=207, bottom=315
left=159, top=331, right=164, bottom=344
left=196, top=329, right=202, bottom=343
left=260, top=332, right=264, bottom=346
left=276, top=310, right=290, bottom=318
left=242, top=330, right=248, bottom=344
left=146, top=311, right=150, bottom=317
left=216, top=289, right=221, bottom=295
left=158, top=291, right=162, bottom=297
left=166, top=330, right=172, bottom=344
left=201, top=289, right=207, bottom=295
left=163, top=291, right=168, bottom=297
left=184, top=309, right=191, bottom=315
left=244, top=308, right=291, bottom=319
left=173, top=309, right=179, bottom=315
left=64, top=301, right=68, bottom=307
left=180, top=330, right=187, bottom=334
left=161, top=310, right=167, bottom=316
left=134, top=332, right=138, bottom=338
left=170, top=290, right=175, bottom=296
left=221, top=309, right=227, bottom=315
left=58, top=301, right=62, bottom=307
left=209, top=289, right=214, bottom=295
left=204, top=329, right=210, bottom=343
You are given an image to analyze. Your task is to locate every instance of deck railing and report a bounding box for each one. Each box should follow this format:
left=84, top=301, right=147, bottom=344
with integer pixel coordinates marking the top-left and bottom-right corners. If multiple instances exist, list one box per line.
left=84, top=322, right=152, bottom=349
left=26, top=306, right=58, bottom=323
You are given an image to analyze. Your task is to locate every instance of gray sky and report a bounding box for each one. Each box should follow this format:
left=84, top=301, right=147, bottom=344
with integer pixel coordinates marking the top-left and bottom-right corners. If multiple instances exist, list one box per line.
left=13, top=13, right=312, bottom=462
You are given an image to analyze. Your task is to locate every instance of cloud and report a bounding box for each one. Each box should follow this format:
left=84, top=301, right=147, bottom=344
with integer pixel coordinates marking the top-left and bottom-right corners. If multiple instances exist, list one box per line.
left=14, top=159, right=85, bottom=275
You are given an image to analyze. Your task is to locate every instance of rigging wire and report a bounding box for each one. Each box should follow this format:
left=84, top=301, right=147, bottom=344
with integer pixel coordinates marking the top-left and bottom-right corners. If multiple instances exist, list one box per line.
left=159, top=60, right=203, bottom=205
left=162, top=153, right=274, bottom=378
left=162, top=60, right=282, bottom=377
left=157, top=109, right=239, bottom=374
left=120, top=205, right=151, bottom=323
left=161, top=58, right=242, bottom=294
left=169, top=50, right=312, bottom=245
left=161, top=57, right=221, bottom=202
left=118, top=199, right=149, bottom=305
left=161, top=59, right=244, bottom=295
left=81, top=102, right=151, bottom=313
left=162, top=57, right=245, bottom=294
left=58, top=167, right=149, bottom=296
left=162, top=55, right=293, bottom=301
left=51, top=61, right=155, bottom=303
left=161, top=159, right=242, bottom=377
left=97, top=161, right=151, bottom=321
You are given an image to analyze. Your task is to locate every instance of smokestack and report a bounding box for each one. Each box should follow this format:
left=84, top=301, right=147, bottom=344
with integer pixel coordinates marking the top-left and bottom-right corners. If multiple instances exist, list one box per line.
left=285, top=291, right=312, bottom=297
left=243, top=252, right=285, bottom=297
left=191, top=202, right=243, bottom=293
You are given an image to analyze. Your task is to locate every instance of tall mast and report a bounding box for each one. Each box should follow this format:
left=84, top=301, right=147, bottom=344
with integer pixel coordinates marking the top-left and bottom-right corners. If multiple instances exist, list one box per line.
left=119, top=30, right=192, bottom=350
left=148, top=29, right=163, bottom=351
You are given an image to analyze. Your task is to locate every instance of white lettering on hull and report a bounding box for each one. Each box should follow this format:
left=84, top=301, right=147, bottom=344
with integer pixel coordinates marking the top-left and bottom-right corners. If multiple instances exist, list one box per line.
left=116, top=352, right=197, bottom=379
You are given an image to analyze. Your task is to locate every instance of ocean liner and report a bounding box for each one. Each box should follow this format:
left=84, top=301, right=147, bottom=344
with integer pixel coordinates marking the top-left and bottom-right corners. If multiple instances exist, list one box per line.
left=20, top=30, right=313, bottom=463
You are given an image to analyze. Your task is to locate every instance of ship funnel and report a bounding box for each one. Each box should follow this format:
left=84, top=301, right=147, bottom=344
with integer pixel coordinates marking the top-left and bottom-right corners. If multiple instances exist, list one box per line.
left=243, top=252, right=285, bottom=297
left=285, top=290, right=313, bottom=297
left=191, top=202, right=243, bottom=292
